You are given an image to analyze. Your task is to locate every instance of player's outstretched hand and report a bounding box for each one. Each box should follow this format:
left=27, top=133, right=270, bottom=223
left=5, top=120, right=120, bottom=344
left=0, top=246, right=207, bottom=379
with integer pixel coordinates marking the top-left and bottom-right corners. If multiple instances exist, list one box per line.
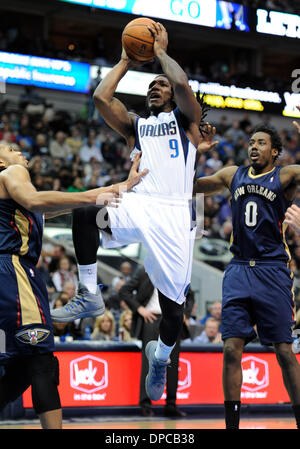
left=148, top=22, right=168, bottom=56
left=285, top=204, right=300, bottom=233
left=197, top=122, right=219, bottom=154
left=123, top=151, right=149, bottom=191
left=293, top=106, right=300, bottom=133
left=95, top=188, right=121, bottom=208
left=95, top=153, right=148, bottom=206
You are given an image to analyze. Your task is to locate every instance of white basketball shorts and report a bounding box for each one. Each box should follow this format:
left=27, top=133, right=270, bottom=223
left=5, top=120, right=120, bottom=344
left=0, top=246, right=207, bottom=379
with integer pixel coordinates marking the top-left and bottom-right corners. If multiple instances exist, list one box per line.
left=100, top=192, right=196, bottom=304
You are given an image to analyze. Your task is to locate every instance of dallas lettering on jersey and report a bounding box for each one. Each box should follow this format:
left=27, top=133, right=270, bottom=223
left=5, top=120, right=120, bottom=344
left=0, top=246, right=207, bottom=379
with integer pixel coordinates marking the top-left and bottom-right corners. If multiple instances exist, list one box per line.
left=139, top=120, right=177, bottom=137
left=233, top=184, right=277, bottom=202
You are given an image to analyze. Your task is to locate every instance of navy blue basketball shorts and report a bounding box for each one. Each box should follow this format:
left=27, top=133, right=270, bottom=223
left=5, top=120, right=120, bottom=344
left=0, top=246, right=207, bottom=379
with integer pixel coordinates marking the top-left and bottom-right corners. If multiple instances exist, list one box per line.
left=222, top=259, right=295, bottom=346
left=0, top=255, right=55, bottom=364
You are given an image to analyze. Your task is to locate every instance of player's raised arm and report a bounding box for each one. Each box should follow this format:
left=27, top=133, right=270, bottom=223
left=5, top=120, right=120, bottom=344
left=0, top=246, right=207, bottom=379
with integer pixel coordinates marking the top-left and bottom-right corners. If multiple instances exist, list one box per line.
left=149, top=22, right=201, bottom=126
left=194, top=165, right=238, bottom=196
left=93, top=51, right=141, bottom=146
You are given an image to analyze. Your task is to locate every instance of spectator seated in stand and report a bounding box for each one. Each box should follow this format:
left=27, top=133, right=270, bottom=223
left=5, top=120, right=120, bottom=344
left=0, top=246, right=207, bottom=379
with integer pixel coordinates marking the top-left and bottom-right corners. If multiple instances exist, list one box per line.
left=49, top=131, right=72, bottom=161
left=111, top=261, right=133, bottom=293
left=184, top=318, right=222, bottom=344
left=66, top=127, right=83, bottom=157
left=67, top=176, right=86, bottom=193
left=91, top=310, right=117, bottom=341
left=198, top=300, right=222, bottom=327
left=51, top=256, right=78, bottom=292
left=118, top=310, right=136, bottom=342
left=79, top=135, right=103, bottom=164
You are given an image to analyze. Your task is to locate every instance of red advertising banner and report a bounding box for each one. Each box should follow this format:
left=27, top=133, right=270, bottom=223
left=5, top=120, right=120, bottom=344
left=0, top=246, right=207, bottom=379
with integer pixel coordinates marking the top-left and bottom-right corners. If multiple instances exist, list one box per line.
left=23, top=351, right=299, bottom=408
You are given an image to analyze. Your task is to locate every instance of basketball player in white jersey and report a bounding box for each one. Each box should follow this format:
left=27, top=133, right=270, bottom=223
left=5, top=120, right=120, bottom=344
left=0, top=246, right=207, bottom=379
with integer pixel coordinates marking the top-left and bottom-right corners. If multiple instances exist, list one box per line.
left=51, top=22, right=203, bottom=401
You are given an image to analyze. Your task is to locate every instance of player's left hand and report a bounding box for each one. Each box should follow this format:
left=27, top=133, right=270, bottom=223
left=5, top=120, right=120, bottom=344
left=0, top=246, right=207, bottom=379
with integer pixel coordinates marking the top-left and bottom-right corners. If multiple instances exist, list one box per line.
left=197, top=122, right=219, bottom=154
left=148, top=22, right=168, bottom=56
left=292, top=106, right=300, bottom=133
left=284, top=204, right=300, bottom=233
left=121, top=47, right=144, bottom=67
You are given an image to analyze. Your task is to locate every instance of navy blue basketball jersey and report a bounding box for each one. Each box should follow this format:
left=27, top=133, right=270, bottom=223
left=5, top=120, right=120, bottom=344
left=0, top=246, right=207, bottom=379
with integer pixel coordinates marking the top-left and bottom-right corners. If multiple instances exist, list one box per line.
left=230, top=165, right=292, bottom=262
left=0, top=198, right=43, bottom=265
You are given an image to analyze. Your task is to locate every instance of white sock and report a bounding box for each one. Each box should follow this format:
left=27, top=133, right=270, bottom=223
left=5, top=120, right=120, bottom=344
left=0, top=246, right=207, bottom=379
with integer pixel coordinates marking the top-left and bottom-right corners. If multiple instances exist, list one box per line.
left=78, top=263, right=98, bottom=294
left=155, top=336, right=175, bottom=362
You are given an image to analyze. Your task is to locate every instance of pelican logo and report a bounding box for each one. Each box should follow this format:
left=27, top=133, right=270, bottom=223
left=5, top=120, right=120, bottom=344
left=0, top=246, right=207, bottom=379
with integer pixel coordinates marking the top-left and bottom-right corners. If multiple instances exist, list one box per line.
left=15, top=328, right=50, bottom=345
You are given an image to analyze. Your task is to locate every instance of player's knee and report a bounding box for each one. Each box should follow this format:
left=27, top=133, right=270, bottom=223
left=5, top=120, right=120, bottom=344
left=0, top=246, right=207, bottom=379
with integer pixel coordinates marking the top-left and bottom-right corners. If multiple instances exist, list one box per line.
left=29, top=353, right=61, bottom=415
left=275, top=344, right=295, bottom=370
left=223, top=340, right=242, bottom=366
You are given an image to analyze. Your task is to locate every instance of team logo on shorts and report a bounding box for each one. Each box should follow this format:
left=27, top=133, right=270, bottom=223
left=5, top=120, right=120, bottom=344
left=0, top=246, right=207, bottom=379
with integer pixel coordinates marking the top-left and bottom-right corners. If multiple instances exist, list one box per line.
left=15, top=328, right=50, bottom=345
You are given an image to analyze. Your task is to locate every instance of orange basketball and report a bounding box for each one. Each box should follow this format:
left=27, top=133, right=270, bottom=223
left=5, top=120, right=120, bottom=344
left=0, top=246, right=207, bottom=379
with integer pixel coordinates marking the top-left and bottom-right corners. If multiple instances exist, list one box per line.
left=122, top=17, right=155, bottom=62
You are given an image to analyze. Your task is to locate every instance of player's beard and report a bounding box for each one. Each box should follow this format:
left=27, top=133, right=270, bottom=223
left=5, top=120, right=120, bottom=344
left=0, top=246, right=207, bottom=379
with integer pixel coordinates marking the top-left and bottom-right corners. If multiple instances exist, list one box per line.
left=251, top=158, right=270, bottom=173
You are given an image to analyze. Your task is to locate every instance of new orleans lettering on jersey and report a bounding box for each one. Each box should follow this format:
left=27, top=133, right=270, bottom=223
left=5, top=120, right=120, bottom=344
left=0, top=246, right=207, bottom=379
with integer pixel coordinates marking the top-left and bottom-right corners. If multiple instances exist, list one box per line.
left=130, top=107, right=197, bottom=198
left=233, top=184, right=276, bottom=202
left=230, top=165, right=292, bottom=262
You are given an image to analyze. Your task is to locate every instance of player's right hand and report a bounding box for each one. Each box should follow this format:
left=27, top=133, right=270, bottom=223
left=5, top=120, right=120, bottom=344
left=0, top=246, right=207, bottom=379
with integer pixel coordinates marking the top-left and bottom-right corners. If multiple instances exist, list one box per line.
left=137, top=306, right=158, bottom=323
left=284, top=204, right=300, bottom=233
left=95, top=187, right=121, bottom=208
left=148, top=22, right=168, bottom=56
left=197, top=122, right=219, bottom=154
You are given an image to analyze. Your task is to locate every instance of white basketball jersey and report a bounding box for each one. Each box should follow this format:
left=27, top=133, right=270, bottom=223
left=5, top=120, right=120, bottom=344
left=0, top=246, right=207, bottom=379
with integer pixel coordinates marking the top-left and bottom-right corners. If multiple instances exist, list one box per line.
left=130, top=108, right=197, bottom=199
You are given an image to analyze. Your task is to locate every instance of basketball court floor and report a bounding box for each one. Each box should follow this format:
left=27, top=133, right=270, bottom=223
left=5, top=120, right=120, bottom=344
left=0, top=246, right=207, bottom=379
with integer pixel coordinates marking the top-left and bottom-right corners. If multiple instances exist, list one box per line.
left=0, top=414, right=297, bottom=429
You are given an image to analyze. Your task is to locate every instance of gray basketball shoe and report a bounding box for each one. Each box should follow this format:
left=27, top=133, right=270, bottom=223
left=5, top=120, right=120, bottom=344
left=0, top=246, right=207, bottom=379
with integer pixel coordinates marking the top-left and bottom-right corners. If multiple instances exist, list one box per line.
left=145, top=340, right=170, bottom=401
left=50, top=282, right=105, bottom=323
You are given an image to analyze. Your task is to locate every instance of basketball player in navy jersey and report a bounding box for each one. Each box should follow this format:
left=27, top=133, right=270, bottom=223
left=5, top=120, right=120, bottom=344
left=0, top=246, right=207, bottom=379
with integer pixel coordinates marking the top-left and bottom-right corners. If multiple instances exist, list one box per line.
left=0, top=143, right=145, bottom=428
left=194, top=121, right=300, bottom=429
left=51, top=22, right=205, bottom=402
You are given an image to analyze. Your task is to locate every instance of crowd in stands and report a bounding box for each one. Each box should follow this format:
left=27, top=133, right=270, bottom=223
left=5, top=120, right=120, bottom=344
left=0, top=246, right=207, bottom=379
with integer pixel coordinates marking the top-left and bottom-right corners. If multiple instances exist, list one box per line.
left=0, top=0, right=298, bottom=96
left=1, top=82, right=300, bottom=345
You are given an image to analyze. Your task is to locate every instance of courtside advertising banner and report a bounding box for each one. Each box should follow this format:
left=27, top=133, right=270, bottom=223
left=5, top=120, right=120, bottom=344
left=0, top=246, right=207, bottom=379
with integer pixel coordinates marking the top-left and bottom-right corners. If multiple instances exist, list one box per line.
left=23, top=350, right=300, bottom=407
left=0, top=51, right=90, bottom=93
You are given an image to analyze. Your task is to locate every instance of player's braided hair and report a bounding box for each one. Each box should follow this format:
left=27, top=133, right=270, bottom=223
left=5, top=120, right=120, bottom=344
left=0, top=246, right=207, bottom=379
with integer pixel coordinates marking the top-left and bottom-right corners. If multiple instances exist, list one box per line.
left=196, top=91, right=210, bottom=138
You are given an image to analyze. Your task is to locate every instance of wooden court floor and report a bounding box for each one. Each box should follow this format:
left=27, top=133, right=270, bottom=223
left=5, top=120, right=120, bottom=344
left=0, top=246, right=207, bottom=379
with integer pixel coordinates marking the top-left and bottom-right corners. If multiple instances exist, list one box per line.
left=0, top=415, right=297, bottom=429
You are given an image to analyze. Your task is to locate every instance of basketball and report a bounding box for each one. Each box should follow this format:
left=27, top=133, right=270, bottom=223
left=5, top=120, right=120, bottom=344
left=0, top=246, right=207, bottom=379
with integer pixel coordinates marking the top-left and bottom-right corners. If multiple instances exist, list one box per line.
left=122, top=17, right=155, bottom=62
